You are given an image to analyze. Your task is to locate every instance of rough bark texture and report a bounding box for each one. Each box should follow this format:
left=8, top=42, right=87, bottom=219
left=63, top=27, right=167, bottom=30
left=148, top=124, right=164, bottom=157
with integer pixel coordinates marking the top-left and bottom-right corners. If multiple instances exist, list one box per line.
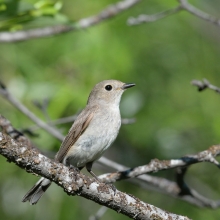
left=0, top=132, right=189, bottom=220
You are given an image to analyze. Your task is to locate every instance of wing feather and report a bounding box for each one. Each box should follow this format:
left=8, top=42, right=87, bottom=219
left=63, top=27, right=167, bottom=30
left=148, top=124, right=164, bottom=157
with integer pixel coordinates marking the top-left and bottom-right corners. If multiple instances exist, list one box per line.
left=55, top=105, right=98, bottom=162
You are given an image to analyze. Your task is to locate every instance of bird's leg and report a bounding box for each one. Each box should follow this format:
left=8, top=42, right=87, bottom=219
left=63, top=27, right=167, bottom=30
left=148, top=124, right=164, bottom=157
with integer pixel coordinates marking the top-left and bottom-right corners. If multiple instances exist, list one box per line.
left=86, top=162, right=117, bottom=194
left=86, top=162, right=101, bottom=182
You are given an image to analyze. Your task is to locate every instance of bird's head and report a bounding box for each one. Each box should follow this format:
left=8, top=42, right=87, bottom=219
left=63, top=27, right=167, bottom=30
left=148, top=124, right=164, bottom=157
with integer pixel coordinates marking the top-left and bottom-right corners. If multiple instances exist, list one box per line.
left=87, top=80, right=135, bottom=107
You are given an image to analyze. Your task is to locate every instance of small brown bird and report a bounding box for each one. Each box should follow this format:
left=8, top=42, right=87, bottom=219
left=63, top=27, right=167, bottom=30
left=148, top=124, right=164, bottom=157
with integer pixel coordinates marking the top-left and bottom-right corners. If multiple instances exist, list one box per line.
left=22, top=79, right=135, bottom=204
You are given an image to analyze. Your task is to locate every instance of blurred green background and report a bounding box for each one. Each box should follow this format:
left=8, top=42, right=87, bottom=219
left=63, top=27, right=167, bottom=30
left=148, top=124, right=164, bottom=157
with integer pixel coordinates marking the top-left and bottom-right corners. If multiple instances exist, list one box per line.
left=1, top=0, right=220, bottom=219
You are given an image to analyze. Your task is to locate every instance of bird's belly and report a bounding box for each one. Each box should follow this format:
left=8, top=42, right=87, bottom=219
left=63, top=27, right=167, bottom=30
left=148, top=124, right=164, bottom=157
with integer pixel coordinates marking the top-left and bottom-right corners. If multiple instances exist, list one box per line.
left=66, top=132, right=118, bottom=168
left=64, top=108, right=121, bottom=168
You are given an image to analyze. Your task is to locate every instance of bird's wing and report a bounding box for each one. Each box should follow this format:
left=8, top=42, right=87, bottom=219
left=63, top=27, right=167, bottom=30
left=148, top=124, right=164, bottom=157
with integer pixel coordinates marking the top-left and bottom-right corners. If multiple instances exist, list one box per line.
left=55, top=105, right=99, bottom=163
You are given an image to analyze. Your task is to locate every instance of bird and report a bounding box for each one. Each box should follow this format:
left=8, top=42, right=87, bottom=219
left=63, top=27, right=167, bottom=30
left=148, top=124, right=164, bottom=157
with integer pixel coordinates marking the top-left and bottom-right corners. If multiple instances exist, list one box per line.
left=22, top=79, right=135, bottom=205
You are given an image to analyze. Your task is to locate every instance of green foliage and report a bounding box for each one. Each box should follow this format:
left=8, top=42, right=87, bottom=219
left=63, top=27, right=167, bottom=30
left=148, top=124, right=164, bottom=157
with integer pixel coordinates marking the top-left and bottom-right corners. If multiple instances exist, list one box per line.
left=0, top=0, right=68, bottom=30
left=1, top=0, right=220, bottom=220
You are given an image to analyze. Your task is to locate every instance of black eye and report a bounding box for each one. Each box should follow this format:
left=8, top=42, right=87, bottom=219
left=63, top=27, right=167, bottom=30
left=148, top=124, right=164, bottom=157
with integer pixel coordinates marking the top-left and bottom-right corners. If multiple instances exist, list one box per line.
left=105, top=85, right=112, bottom=91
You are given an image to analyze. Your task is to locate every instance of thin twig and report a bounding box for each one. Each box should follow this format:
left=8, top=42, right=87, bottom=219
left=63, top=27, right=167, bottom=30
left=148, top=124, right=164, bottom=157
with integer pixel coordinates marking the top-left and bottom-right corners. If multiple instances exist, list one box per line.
left=89, top=206, right=108, bottom=220
left=127, top=0, right=220, bottom=27
left=175, top=167, right=220, bottom=208
left=24, top=116, right=136, bottom=133
left=179, top=0, right=220, bottom=27
left=99, top=146, right=220, bottom=182
left=0, top=81, right=64, bottom=141
left=23, top=115, right=78, bottom=133
left=128, top=5, right=182, bottom=25
left=32, top=98, right=51, bottom=122
left=1, top=0, right=220, bottom=42
left=99, top=147, right=220, bottom=208
left=191, top=79, right=220, bottom=93
left=0, top=0, right=141, bottom=43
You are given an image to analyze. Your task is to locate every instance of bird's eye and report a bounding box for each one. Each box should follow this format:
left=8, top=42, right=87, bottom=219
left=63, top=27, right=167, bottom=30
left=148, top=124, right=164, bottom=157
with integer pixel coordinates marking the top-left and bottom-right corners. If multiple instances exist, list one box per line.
left=105, top=85, right=112, bottom=91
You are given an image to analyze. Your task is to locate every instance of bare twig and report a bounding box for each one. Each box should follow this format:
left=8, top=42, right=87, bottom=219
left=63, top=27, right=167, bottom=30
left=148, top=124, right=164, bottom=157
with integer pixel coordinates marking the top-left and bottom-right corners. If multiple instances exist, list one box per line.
left=0, top=132, right=190, bottom=220
left=0, top=81, right=64, bottom=140
left=89, top=206, right=108, bottom=220
left=39, top=114, right=78, bottom=126
left=128, top=0, right=220, bottom=27
left=0, top=0, right=141, bottom=43
left=1, top=0, right=220, bottom=42
left=24, top=116, right=135, bottom=134
left=32, top=98, right=51, bottom=122
left=122, top=118, right=136, bottom=124
left=128, top=5, right=182, bottom=25
left=99, top=147, right=220, bottom=208
left=179, top=0, right=220, bottom=27
left=100, top=155, right=220, bottom=208
left=175, top=167, right=220, bottom=208
left=99, top=146, right=220, bottom=182
left=191, top=79, right=220, bottom=93
left=22, top=115, right=78, bottom=134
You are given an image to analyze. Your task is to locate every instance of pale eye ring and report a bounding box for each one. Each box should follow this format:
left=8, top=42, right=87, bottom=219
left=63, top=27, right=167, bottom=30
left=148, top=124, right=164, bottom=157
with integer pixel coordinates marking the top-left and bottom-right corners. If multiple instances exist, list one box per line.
left=105, top=85, right=112, bottom=91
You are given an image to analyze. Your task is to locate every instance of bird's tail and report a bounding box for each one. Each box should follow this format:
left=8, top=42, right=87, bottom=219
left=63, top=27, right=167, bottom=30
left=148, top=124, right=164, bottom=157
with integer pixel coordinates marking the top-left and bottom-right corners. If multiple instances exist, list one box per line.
left=22, top=177, right=52, bottom=205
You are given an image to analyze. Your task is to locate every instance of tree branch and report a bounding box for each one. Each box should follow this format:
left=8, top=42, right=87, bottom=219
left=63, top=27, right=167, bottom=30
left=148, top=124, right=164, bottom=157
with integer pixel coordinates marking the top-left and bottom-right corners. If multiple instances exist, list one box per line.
left=128, top=0, right=220, bottom=27
left=100, top=145, right=220, bottom=182
left=179, top=0, right=220, bottom=27
left=0, top=131, right=189, bottom=220
left=24, top=115, right=135, bottom=135
left=128, top=5, right=182, bottom=25
left=0, top=0, right=141, bottom=43
left=99, top=156, right=220, bottom=208
left=191, top=79, right=220, bottom=94
left=99, top=145, right=220, bottom=208
left=1, top=0, right=220, bottom=42
left=0, top=81, right=64, bottom=140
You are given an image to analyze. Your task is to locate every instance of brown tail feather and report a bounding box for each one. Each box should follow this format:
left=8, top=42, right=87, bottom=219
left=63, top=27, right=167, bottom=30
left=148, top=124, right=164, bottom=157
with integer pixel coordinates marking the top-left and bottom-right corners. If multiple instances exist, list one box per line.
left=22, top=177, right=51, bottom=205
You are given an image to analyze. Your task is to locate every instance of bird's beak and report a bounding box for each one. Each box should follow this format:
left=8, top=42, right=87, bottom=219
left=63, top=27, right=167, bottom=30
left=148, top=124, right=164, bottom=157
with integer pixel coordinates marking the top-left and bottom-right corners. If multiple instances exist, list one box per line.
left=121, top=83, right=135, bottom=90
